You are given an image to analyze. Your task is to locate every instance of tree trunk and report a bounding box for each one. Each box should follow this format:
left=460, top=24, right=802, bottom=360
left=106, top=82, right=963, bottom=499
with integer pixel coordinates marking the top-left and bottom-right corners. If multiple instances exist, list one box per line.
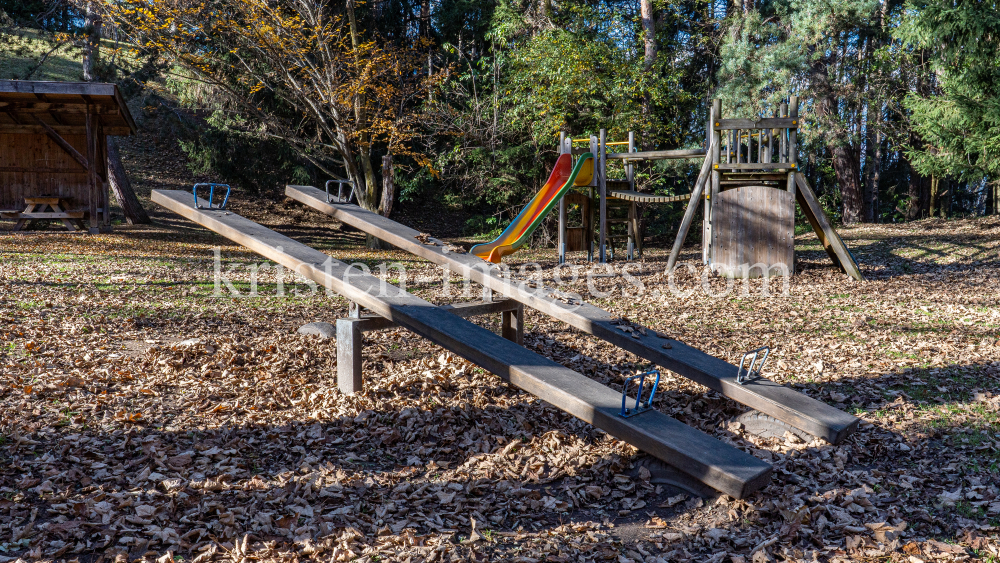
left=107, top=137, right=150, bottom=224
left=831, top=143, right=862, bottom=224
left=419, top=0, right=430, bottom=37
left=380, top=154, right=394, bottom=218
left=928, top=176, right=940, bottom=218
left=640, top=0, right=656, bottom=148
left=345, top=1, right=378, bottom=212
left=82, top=1, right=102, bottom=81
left=864, top=126, right=882, bottom=222
left=906, top=165, right=923, bottom=220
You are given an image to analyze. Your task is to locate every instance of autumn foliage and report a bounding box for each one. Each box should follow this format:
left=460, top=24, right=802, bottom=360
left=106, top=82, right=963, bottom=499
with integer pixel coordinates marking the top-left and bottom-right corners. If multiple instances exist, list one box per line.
left=105, top=0, right=432, bottom=212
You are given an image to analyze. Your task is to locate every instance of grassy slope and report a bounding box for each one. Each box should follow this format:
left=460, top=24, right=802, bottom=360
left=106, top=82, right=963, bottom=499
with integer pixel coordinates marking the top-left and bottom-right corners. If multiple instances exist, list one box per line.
left=0, top=27, right=84, bottom=81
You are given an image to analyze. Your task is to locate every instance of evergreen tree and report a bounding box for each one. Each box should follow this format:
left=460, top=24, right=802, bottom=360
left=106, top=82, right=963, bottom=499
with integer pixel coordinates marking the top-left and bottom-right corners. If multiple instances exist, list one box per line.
left=895, top=0, right=1000, bottom=188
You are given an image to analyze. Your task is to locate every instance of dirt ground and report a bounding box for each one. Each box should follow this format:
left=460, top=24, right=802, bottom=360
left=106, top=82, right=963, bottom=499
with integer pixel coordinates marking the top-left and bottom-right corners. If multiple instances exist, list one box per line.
left=1, top=207, right=999, bottom=563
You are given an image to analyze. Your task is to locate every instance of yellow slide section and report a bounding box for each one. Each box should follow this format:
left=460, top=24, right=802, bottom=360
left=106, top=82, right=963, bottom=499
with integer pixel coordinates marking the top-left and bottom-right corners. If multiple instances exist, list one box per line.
left=471, top=153, right=593, bottom=263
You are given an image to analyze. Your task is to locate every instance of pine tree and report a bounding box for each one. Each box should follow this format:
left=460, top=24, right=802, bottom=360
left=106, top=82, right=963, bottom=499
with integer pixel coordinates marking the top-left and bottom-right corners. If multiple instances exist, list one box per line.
left=895, top=0, right=1000, bottom=189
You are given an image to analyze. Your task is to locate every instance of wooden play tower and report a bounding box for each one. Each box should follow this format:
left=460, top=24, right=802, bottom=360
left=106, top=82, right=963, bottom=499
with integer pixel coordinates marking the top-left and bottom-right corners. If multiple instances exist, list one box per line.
left=676, top=97, right=862, bottom=280
left=557, top=97, right=862, bottom=280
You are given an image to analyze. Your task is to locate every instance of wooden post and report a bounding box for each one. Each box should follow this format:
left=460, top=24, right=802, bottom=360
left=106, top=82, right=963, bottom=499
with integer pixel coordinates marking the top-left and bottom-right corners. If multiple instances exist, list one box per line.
left=599, top=128, right=607, bottom=263
left=779, top=102, right=788, bottom=163
left=787, top=96, right=798, bottom=196
left=706, top=99, right=721, bottom=266
left=501, top=302, right=525, bottom=345
left=704, top=102, right=713, bottom=265
left=336, top=318, right=364, bottom=394
left=559, top=131, right=567, bottom=264
left=101, top=130, right=111, bottom=231
left=589, top=135, right=598, bottom=262
left=627, top=131, right=638, bottom=259
left=767, top=111, right=775, bottom=163
left=627, top=131, right=635, bottom=188
left=85, top=106, right=99, bottom=234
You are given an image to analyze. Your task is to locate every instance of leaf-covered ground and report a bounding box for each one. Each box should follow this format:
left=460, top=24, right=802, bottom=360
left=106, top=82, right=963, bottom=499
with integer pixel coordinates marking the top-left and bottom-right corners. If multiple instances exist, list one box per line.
left=1, top=211, right=999, bottom=563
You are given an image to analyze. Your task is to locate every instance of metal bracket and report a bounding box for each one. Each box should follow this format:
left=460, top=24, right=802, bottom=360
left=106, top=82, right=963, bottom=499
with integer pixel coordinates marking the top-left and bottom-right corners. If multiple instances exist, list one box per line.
left=737, top=346, right=770, bottom=385
left=193, top=183, right=231, bottom=210
left=325, top=179, right=355, bottom=204
left=620, top=370, right=660, bottom=418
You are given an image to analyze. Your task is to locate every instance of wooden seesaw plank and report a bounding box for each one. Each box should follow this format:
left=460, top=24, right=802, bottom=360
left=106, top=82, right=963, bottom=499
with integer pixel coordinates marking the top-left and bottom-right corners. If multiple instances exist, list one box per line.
left=151, top=189, right=772, bottom=498
left=287, top=184, right=859, bottom=444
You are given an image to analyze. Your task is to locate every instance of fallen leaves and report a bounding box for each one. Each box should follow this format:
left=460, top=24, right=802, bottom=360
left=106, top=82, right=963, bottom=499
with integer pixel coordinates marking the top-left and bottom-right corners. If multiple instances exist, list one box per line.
left=1, top=211, right=999, bottom=563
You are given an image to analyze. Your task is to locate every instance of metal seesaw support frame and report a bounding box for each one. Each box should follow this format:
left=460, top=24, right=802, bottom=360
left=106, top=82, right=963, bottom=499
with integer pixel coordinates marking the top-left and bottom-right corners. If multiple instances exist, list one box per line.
left=152, top=188, right=773, bottom=499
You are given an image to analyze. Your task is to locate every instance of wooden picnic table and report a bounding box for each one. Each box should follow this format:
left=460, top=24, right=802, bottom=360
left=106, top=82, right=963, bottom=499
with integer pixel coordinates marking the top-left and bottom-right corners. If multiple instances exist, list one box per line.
left=0, top=196, right=87, bottom=231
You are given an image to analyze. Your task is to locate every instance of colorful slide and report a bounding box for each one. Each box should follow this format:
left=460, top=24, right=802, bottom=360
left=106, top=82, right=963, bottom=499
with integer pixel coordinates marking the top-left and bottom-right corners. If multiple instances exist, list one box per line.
left=472, top=153, right=594, bottom=263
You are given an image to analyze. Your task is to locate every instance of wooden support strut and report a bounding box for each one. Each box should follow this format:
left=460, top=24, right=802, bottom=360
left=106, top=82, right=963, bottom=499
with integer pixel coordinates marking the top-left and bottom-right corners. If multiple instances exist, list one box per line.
left=152, top=188, right=773, bottom=499
left=34, top=116, right=89, bottom=169
left=794, top=173, right=864, bottom=280
left=667, top=139, right=717, bottom=272
left=286, top=184, right=860, bottom=445
left=336, top=299, right=526, bottom=394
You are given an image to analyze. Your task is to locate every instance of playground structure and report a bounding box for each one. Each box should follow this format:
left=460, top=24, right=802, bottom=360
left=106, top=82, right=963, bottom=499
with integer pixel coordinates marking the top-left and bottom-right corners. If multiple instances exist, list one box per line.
left=148, top=96, right=862, bottom=498
left=157, top=185, right=860, bottom=498
left=471, top=152, right=594, bottom=263
left=480, top=97, right=862, bottom=280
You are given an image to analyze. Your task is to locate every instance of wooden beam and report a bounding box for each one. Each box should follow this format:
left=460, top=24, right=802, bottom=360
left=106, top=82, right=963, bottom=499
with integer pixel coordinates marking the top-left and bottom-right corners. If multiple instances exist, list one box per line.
left=33, top=116, right=88, bottom=170
left=0, top=166, right=85, bottom=173
left=0, top=80, right=117, bottom=97
left=152, top=188, right=774, bottom=499
left=354, top=299, right=523, bottom=332
left=715, top=163, right=797, bottom=171
left=713, top=118, right=799, bottom=130
left=794, top=173, right=864, bottom=281
left=86, top=108, right=99, bottom=232
left=0, top=81, right=137, bottom=135
left=787, top=97, right=799, bottom=196
left=667, top=139, right=716, bottom=272
left=0, top=211, right=85, bottom=219
left=599, top=129, right=607, bottom=262
left=0, top=124, right=133, bottom=135
left=707, top=100, right=722, bottom=266
left=287, top=183, right=860, bottom=444
left=606, top=148, right=706, bottom=160
left=0, top=102, right=120, bottom=113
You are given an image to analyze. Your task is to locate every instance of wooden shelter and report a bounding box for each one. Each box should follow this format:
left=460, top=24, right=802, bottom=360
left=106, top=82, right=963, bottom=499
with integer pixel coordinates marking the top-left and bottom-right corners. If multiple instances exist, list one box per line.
left=0, top=80, right=137, bottom=233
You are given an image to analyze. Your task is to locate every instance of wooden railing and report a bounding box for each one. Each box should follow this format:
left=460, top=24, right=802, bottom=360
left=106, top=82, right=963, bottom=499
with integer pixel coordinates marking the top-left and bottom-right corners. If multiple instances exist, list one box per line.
left=711, top=99, right=799, bottom=172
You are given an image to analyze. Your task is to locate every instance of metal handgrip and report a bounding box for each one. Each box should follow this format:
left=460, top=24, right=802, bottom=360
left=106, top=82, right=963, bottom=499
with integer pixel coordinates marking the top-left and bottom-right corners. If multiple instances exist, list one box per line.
left=325, top=179, right=355, bottom=204
left=737, top=346, right=770, bottom=385
left=193, top=183, right=231, bottom=210
left=620, top=370, right=661, bottom=418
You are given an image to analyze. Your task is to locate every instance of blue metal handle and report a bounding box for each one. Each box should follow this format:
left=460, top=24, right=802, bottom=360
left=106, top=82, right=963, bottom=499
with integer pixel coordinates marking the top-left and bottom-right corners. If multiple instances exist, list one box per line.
left=620, top=370, right=661, bottom=418
left=325, top=179, right=355, bottom=204
left=193, top=183, right=231, bottom=210
left=737, top=346, right=769, bottom=385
